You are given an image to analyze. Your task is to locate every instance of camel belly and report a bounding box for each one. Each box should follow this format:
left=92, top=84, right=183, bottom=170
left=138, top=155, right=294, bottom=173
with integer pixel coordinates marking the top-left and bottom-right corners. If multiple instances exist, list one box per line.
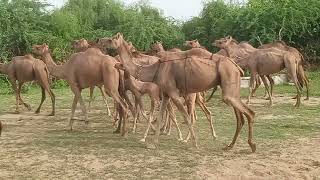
left=73, top=61, right=103, bottom=88
left=256, top=60, right=284, bottom=75
left=174, top=58, right=219, bottom=93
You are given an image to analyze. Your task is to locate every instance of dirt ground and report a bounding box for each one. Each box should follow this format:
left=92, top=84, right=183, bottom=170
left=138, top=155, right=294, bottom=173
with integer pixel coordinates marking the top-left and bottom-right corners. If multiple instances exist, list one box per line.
left=0, top=90, right=319, bottom=179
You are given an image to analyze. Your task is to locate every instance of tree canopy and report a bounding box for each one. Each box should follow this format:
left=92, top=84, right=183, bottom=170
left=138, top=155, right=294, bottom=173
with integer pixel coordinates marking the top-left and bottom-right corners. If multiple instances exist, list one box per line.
left=1, top=0, right=320, bottom=63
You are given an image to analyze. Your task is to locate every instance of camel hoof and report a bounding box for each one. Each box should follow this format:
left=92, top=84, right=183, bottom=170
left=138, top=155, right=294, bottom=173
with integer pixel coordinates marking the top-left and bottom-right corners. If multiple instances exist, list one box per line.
left=26, top=106, right=32, bottom=111
left=139, top=139, right=146, bottom=143
left=14, top=110, right=20, bottom=114
left=305, top=97, right=309, bottom=101
left=250, top=143, right=256, bottom=153
left=223, top=145, right=233, bottom=151
left=146, top=143, right=156, bottom=150
left=183, top=139, right=188, bottom=143
left=177, top=138, right=183, bottom=141
left=35, top=110, right=40, bottom=114
left=213, top=136, right=218, bottom=140
left=113, top=130, right=120, bottom=134
left=48, top=112, right=55, bottom=116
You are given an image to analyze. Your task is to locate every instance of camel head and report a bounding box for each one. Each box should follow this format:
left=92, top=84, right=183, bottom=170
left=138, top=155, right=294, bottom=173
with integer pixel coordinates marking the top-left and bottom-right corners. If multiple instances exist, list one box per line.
left=213, top=36, right=235, bottom=49
left=184, top=40, right=201, bottom=48
left=32, top=43, right=49, bottom=55
left=151, top=41, right=164, bottom=53
left=72, top=38, right=89, bottom=52
left=127, top=42, right=138, bottom=53
left=98, top=32, right=124, bottom=49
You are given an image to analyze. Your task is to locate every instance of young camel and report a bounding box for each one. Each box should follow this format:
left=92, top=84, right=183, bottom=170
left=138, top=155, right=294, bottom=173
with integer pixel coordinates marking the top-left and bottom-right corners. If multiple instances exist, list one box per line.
left=153, top=41, right=218, bottom=141
left=99, top=33, right=256, bottom=152
left=114, top=63, right=183, bottom=142
left=72, top=39, right=112, bottom=115
left=0, top=55, right=55, bottom=115
left=32, top=44, right=128, bottom=134
left=258, top=40, right=309, bottom=100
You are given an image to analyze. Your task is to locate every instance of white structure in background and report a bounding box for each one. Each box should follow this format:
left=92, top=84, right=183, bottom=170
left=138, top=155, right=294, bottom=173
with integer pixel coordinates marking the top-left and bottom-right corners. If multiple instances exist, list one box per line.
left=241, top=74, right=289, bottom=88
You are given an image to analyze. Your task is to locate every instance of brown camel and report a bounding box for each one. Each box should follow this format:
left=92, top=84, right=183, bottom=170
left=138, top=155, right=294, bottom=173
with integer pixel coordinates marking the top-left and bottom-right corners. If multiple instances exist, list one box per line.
left=258, top=40, right=309, bottom=100
left=214, top=36, right=276, bottom=99
left=32, top=44, right=128, bottom=133
left=236, top=47, right=303, bottom=106
left=98, top=33, right=255, bottom=152
left=72, top=39, right=112, bottom=115
left=0, top=55, right=55, bottom=115
left=126, top=42, right=159, bottom=65
left=152, top=41, right=218, bottom=140
left=114, top=63, right=183, bottom=142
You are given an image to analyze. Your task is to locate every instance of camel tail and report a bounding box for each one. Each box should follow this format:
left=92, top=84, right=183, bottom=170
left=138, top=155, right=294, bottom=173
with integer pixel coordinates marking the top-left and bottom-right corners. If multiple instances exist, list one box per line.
left=206, top=87, right=218, bottom=102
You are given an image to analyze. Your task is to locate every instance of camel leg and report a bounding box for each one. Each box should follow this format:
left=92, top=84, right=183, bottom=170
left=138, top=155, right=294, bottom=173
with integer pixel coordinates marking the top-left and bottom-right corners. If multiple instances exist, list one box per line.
left=35, top=69, right=55, bottom=116
left=284, top=59, right=302, bottom=107
left=17, top=82, right=31, bottom=111
left=246, top=73, right=257, bottom=104
left=108, top=90, right=128, bottom=136
left=223, top=107, right=244, bottom=150
left=184, top=94, right=196, bottom=142
left=166, top=92, right=198, bottom=148
left=266, top=75, right=274, bottom=99
left=140, top=100, right=157, bottom=142
left=98, top=86, right=111, bottom=116
left=132, top=97, right=140, bottom=133
left=167, top=101, right=183, bottom=141
left=224, top=98, right=256, bottom=152
left=251, top=76, right=261, bottom=97
left=88, top=86, right=94, bottom=112
left=35, top=87, right=46, bottom=114
left=69, top=95, right=78, bottom=131
left=152, top=94, right=170, bottom=147
left=260, top=76, right=273, bottom=106
left=47, top=89, right=56, bottom=116
left=78, top=91, right=89, bottom=125
left=10, top=80, right=20, bottom=113
left=298, top=65, right=309, bottom=100
left=197, top=101, right=217, bottom=140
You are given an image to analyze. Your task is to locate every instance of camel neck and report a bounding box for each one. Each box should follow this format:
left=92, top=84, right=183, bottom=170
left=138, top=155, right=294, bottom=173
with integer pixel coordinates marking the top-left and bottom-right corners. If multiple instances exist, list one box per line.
left=0, top=63, right=9, bottom=75
left=117, top=40, right=160, bottom=82
left=41, top=52, right=65, bottom=79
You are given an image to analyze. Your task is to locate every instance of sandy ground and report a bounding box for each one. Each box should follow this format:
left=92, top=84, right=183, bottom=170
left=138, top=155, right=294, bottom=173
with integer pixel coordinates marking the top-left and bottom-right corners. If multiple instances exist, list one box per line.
left=0, top=95, right=319, bottom=179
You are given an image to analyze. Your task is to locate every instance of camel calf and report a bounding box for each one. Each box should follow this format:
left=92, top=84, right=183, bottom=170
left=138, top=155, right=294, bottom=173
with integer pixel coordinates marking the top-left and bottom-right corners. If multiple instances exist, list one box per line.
left=0, top=55, right=55, bottom=115
left=114, top=63, right=183, bottom=142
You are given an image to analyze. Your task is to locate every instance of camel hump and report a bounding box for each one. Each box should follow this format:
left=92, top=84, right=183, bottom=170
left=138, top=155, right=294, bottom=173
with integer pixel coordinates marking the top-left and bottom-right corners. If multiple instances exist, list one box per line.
left=24, top=54, right=34, bottom=59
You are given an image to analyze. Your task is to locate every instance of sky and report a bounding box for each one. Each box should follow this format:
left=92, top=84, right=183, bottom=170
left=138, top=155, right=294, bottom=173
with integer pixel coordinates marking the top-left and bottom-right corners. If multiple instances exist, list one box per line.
left=45, top=0, right=204, bottom=20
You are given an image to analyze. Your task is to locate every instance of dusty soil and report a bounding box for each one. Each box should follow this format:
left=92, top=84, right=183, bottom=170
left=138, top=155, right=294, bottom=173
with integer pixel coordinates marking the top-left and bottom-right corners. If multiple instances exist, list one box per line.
left=0, top=92, right=319, bottom=179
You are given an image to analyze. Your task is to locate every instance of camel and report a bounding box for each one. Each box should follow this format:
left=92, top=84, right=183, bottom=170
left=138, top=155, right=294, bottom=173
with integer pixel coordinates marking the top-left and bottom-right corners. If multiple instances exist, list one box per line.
left=214, top=36, right=305, bottom=106
left=32, top=44, right=129, bottom=134
left=152, top=41, right=218, bottom=140
left=114, top=63, right=183, bottom=142
left=127, top=42, right=159, bottom=65
left=0, top=55, right=55, bottom=115
left=213, top=36, right=277, bottom=100
left=258, top=40, right=309, bottom=100
left=72, top=39, right=112, bottom=115
left=98, top=33, right=256, bottom=152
